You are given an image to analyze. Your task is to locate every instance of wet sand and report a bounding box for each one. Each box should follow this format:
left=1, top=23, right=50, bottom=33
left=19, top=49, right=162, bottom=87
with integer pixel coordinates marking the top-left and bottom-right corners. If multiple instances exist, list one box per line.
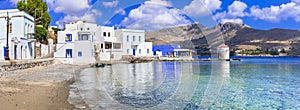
left=0, top=61, right=86, bottom=110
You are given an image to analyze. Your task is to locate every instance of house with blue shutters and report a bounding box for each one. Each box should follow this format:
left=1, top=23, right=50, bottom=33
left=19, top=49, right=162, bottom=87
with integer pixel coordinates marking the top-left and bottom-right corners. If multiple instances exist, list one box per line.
left=0, top=9, right=35, bottom=60
left=54, top=21, right=96, bottom=65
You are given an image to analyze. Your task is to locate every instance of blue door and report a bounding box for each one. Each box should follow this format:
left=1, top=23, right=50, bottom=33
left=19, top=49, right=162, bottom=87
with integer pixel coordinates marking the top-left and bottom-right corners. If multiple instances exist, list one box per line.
left=66, top=49, right=72, bottom=58
left=14, top=45, right=17, bottom=59
left=133, top=49, right=136, bottom=56
left=3, top=47, right=6, bottom=57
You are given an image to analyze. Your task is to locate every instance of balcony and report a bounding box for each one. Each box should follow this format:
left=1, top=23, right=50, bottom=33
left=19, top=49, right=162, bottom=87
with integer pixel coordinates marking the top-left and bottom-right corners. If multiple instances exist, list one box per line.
left=103, top=37, right=116, bottom=42
left=131, top=41, right=140, bottom=46
left=27, top=33, right=35, bottom=39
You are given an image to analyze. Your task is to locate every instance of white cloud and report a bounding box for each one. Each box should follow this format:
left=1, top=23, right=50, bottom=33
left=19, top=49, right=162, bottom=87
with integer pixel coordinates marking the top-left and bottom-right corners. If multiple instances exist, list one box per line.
left=183, top=0, right=221, bottom=17
left=250, top=2, right=300, bottom=22
left=55, top=9, right=101, bottom=29
left=227, top=1, right=248, bottom=17
left=120, top=3, right=192, bottom=30
left=292, top=0, right=300, bottom=4
left=102, top=0, right=119, bottom=8
left=144, top=0, right=172, bottom=7
left=219, top=18, right=243, bottom=24
left=46, top=0, right=91, bottom=16
left=114, top=8, right=126, bottom=15
left=214, top=1, right=248, bottom=24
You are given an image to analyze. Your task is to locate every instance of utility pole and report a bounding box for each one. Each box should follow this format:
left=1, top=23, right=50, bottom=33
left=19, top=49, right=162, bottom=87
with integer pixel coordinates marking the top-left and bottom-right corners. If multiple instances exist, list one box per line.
left=5, top=12, right=10, bottom=60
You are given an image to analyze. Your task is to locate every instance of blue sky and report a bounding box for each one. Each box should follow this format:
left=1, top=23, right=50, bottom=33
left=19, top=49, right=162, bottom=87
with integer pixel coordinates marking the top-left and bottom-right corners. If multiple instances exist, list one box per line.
left=1, top=0, right=300, bottom=30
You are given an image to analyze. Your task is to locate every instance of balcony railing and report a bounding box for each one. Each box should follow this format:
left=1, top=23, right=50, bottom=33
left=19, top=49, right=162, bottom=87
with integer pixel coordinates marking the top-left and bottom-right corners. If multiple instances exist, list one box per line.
left=27, top=33, right=35, bottom=39
left=103, top=37, right=116, bottom=42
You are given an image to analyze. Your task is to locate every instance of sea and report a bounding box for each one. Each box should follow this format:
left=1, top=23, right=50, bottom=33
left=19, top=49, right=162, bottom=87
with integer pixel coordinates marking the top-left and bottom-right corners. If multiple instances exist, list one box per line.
left=70, top=56, right=300, bottom=110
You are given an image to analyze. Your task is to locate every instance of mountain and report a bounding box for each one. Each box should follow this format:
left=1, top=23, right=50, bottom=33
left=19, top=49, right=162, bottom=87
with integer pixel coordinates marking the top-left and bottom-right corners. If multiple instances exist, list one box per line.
left=145, top=22, right=300, bottom=55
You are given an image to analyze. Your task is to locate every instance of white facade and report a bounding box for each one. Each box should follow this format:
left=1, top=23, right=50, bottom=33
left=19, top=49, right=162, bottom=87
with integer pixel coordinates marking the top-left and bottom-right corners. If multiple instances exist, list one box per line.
left=0, top=9, right=35, bottom=60
left=217, top=44, right=230, bottom=60
left=54, top=21, right=96, bottom=65
left=115, top=29, right=153, bottom=59
left=96, top=26, right=117, bottom=61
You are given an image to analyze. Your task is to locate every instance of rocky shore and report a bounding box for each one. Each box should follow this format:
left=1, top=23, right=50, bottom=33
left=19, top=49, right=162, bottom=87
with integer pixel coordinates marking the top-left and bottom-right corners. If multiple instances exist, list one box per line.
left=0, top=60, right=87, bottom=110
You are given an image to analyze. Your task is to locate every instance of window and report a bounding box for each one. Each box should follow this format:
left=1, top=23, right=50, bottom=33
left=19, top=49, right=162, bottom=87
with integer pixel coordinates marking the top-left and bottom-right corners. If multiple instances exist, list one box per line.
left=105, top=43, right=112, bottom=49
left=139, top=36, right=141, bottom=42
left=103, top=32, right=106, bottom=37
left=65, top=34, right=72, bottom=42
left=108, top=32, right=110, bottom=37
left=101, top=43, right=103, bottom=48
left=66, top=49, right=72, bottom=58
left=78, top=34, right=89, bottom=40
left=126, top=35, right=129, bottom=42
left=87, top=28, right=90, bottom=30
left=113, top=43, right=121, bottom=49
left=30, top=25, right=33, bottom=33
left=127, top=49, right=129, bottom=54
left=139, top=49, right=141, bottom=54
left=147, top=49, right=150, bottom=54
left=78, top=51, right=82, bottom=57
left=25, top=23, right=27, bottom=33
left=133, top=36, right=136, bottom=41
left=80, top=28, right=83, bottom=31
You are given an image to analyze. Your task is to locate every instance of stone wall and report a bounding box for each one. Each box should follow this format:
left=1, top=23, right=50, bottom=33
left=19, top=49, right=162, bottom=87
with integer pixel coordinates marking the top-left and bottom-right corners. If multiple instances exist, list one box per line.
left=0, top=58, right=54, bottom=72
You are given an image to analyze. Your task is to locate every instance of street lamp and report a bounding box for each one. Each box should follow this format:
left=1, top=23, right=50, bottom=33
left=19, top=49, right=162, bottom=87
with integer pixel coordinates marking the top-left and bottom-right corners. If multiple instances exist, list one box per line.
left=4, top=12, right=11, bottom=60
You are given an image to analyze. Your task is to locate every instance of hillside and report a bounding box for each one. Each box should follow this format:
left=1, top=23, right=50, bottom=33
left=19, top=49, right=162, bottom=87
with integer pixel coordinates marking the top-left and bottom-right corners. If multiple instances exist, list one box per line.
left=145, top=22, right=300, bottom=55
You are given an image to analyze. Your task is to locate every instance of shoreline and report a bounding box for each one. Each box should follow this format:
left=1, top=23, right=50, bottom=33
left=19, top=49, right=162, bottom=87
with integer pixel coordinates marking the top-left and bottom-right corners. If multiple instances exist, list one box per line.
left=0, top=61, right=88, bottom=110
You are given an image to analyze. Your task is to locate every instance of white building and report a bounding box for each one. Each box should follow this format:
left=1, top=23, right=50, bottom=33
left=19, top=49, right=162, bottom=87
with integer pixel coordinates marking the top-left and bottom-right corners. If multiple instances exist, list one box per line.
left=0, top=9, right=35, bottom=60
left=115, top=29, right=153, bottom=60
left=96, top=26, right=117, bottom=61
left=54, top=21, right=96, bottom=64
left=217, top=44, right=230, bottom=60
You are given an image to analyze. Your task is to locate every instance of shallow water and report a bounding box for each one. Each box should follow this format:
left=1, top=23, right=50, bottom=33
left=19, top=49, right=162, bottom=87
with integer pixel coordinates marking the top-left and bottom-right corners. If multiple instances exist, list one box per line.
left=72, top=57, right=300, bottom=109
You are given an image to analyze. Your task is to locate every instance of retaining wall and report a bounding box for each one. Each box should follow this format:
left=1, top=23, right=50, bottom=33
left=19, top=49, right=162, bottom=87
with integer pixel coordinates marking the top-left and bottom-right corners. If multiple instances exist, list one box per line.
left=0, top=58, right=54, bottom=72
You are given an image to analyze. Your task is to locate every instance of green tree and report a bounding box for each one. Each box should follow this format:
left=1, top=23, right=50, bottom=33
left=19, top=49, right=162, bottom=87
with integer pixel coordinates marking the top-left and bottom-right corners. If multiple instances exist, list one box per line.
left=35, top=26, right=47, bottom=41
left=17, top=0, right=51, bottom=41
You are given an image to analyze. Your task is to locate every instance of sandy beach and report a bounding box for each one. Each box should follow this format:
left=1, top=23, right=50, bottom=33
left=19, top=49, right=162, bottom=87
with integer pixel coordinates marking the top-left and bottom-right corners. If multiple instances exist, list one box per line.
left=0, top=61, right=86, bottom=110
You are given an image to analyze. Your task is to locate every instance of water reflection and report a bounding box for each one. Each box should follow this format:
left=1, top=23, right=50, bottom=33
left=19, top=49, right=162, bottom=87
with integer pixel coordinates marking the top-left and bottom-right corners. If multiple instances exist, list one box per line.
left=72, top=58, right=300, bottom=109
left=198, top=61, right=230, bottom=109
left=75, top=62, right=200, bottom=109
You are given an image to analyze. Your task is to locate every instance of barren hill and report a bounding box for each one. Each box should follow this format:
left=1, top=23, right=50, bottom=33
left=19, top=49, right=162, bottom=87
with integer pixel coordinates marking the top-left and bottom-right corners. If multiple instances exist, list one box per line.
left=145, top=22, right=300, bottom=55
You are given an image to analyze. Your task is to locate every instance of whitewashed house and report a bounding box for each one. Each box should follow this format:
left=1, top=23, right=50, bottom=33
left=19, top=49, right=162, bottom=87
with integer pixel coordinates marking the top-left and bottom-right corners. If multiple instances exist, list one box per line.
left=0, top=9, right=35, bottom=60
left=96, top=26, right=117, bottom=61
left=115, top=29, right=153, bottom=59
left=54, top=21, right=96, bottom=64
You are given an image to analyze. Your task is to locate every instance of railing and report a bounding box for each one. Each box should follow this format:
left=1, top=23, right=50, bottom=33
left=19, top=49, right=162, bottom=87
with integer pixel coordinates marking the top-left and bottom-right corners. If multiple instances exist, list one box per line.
left=103, top=37, right=116, bottom=42
left=27, top=33, right=35, bottom=39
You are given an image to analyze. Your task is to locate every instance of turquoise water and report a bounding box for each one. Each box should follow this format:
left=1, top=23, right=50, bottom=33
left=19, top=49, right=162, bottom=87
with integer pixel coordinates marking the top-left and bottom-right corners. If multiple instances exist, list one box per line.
left=73, top=57, right=300, bottom=109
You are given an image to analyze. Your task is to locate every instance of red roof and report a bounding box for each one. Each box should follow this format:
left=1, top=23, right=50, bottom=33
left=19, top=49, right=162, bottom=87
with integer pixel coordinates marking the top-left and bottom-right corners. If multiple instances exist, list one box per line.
left=218, top=44, right=229, bottom=48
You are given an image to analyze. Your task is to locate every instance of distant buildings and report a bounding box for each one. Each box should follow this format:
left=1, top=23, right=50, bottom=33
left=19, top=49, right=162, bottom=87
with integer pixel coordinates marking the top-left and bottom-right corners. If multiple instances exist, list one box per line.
left=153, top=45, right=192, bottom=58
left=0, top=9, right=35, bottom=60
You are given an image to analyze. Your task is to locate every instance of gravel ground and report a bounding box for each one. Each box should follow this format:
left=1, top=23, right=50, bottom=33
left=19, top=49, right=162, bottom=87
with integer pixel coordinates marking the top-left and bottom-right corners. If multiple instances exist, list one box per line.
left=0, top=61, right=88, bottom=110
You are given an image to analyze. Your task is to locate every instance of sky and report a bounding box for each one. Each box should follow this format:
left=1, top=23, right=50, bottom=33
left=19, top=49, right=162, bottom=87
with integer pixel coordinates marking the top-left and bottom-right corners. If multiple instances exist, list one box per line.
left=1, top=0, right=300, bottom=30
